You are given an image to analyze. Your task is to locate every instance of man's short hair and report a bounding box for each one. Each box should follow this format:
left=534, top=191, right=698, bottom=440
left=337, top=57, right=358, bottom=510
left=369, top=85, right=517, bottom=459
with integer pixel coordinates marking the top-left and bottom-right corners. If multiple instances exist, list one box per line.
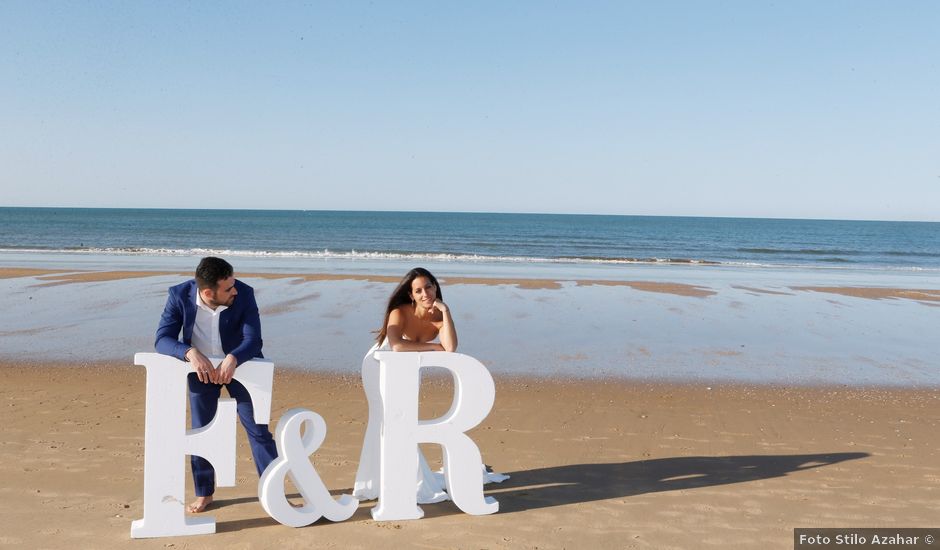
left=195, top=257, right=234, bottom=290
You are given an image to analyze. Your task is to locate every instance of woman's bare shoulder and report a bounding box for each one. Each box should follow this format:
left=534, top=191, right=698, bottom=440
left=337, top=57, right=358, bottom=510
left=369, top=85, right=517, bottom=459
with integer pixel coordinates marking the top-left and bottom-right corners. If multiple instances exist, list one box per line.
left=388, top=305, right=412, bottom=325
left=390, top=304, right=412, bottom=317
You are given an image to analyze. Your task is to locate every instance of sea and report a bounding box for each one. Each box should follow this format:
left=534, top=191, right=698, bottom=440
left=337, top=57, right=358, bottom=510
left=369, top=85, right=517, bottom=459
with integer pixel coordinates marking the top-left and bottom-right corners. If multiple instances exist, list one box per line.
left=1, top=207, right=938, bottom=384
left=1, top=207, right=938, bottom=276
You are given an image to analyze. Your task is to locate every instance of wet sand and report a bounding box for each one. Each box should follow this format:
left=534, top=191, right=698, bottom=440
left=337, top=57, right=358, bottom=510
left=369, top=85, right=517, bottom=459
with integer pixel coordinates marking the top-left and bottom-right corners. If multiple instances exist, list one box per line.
left=3, top=267, right=938, bottom=385
left=2, top=361, right=938, bottom=549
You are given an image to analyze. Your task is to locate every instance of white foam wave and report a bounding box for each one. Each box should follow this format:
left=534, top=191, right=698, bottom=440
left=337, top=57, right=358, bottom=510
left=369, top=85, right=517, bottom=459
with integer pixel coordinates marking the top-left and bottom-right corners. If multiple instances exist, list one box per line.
left=0, top=246, right=935, bottom=272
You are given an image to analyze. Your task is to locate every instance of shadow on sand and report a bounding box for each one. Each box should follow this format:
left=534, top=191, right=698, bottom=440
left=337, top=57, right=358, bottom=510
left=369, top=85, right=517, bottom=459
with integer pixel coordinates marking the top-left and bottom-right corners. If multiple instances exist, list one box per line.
left=217, top=451, right=868, bottom=529
left=476, top=452, right=870, bottom=515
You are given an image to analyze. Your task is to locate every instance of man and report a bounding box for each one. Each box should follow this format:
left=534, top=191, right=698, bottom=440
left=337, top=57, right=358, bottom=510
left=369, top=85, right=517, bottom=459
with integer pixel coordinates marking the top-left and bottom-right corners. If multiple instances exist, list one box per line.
left=155, top=256, right=277, bottom=513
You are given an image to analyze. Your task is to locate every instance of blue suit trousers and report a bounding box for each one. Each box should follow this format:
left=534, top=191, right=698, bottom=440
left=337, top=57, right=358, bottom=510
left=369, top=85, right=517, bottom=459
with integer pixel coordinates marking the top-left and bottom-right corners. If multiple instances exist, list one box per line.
left=187, top=374, right=278, bottom=497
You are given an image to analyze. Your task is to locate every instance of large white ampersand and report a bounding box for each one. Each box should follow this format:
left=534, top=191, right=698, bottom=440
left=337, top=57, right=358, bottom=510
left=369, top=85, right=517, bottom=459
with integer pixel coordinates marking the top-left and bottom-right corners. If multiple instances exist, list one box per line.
left=258, top=408, right=358, bottom=527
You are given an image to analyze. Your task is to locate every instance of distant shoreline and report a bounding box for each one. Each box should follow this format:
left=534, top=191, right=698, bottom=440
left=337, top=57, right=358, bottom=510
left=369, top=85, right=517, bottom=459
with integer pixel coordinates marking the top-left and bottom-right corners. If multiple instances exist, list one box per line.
left=3, top=267, right=939, bottom=302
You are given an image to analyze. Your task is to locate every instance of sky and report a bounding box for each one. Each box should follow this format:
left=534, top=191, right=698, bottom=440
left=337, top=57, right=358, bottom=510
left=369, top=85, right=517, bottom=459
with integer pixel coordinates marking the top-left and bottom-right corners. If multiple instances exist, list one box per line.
left=1, top=1, right=938, bottom=221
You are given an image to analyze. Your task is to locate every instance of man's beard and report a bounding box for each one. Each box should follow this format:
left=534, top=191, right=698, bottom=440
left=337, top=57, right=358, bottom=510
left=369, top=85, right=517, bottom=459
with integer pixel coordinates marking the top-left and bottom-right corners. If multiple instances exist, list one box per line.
left=208, top=294, right=235, bottom=308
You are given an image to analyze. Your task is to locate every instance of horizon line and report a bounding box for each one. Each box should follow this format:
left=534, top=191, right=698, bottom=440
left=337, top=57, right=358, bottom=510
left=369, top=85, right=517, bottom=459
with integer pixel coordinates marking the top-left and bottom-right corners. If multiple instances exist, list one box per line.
left=0, top=205, right=937, bottom=224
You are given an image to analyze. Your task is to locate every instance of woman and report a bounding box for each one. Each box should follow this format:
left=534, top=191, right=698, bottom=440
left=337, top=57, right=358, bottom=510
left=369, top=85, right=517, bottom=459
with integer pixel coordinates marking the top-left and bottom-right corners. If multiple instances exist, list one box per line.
left=353, top=267, right=507, bottom=504
left=375, top=267, right=457, bottom=353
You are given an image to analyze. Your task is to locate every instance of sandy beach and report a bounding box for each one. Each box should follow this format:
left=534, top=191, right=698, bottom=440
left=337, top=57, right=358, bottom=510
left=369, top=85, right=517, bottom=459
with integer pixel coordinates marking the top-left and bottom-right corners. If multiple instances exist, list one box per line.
left=2, top=362, right=938, bottom=549
left=0, top=266, right=938, bottom=548
left=6, top=1, right=940, bottom=545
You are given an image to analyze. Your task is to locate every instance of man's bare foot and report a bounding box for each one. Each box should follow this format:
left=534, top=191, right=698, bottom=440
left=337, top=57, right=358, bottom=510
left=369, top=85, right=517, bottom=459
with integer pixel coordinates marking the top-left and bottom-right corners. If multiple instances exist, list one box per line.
left=188, top=495, right=213, bottom=513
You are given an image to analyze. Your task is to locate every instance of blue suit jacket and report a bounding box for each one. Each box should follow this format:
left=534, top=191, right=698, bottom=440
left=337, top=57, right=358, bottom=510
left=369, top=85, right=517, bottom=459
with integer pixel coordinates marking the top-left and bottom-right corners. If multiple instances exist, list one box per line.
left=155, top=279, right=263, bottom=365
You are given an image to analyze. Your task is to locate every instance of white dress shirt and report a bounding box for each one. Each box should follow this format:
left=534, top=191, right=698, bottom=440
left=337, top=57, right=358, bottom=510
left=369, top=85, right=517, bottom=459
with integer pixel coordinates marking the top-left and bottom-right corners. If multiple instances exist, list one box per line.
left=191, top=290, right=228, bottom=358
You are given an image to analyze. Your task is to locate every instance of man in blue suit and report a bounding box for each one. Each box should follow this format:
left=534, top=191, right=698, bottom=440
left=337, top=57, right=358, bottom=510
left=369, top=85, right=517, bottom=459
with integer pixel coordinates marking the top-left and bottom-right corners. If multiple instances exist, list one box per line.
left=155, top=256, right=277, bottom=513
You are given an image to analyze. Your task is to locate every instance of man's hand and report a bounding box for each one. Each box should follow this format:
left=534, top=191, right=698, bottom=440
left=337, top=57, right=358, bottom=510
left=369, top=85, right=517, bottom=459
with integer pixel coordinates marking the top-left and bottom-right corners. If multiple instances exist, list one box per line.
left=218, top=354, right=238, bottom=385
left=186, top=348, right=218, bottom=384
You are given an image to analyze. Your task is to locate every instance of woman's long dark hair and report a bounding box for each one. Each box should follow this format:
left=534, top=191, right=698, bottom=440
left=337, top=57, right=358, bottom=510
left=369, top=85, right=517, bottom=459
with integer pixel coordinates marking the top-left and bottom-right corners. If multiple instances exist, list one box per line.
left=375, top=267, right=443, bottom=344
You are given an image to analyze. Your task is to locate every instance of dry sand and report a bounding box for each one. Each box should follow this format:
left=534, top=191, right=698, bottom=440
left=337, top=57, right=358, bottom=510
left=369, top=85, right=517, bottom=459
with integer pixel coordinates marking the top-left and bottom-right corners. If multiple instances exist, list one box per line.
left=790, top=286, right=940, bottom=303
left=2, top=361, right=938, bottom=549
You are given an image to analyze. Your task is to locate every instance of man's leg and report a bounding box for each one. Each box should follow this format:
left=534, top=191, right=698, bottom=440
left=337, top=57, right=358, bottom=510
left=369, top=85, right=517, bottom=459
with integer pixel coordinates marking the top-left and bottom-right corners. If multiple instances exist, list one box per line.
left=225, top=378, right=278, bottom=475
left=188, top=374, right=223, bottom=511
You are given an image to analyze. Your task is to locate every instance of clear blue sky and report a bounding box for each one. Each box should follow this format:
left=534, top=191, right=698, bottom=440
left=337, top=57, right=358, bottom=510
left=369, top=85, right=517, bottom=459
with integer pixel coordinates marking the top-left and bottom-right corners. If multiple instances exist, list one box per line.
left=1, top=1, right=938, bottom=221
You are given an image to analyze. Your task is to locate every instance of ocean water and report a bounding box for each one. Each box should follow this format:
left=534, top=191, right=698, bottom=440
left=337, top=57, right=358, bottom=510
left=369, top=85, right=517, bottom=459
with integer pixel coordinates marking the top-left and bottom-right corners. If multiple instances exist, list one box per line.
left=1, top=207, right=938, bottom=272
left=0, top=208, right=937, bottom=384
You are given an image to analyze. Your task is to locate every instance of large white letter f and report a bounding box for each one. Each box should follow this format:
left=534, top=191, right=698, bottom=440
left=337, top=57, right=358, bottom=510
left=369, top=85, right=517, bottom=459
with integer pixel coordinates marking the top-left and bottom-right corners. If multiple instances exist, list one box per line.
left=130, top=353, right=273, bottom=538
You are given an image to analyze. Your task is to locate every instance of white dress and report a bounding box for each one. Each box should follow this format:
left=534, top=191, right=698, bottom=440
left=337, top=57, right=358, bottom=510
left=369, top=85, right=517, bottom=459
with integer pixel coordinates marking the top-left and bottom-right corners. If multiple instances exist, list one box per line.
left=352, top=339, right=509, bottom=503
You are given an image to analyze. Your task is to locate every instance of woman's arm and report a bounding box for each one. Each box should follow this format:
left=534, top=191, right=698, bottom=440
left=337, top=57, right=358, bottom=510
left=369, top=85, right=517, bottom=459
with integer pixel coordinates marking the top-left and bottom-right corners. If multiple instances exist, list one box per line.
left=434, top=300, right=458, bottom=352
left=386, top=308, right=444, bottom=352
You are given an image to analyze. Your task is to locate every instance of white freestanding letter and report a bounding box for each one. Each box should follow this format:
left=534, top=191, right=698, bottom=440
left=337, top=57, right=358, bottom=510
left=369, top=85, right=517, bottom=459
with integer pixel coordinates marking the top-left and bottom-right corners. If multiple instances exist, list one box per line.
left=369, top=351, right=499, bottom=521
left=258, top=408, right=358, bottom=527
left=130, top=352, right=274, bottom=538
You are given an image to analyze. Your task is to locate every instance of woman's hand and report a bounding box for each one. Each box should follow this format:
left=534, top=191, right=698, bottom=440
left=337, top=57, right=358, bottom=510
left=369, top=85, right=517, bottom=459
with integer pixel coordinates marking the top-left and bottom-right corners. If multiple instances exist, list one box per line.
left=434, top=300, right=457, bottom=352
